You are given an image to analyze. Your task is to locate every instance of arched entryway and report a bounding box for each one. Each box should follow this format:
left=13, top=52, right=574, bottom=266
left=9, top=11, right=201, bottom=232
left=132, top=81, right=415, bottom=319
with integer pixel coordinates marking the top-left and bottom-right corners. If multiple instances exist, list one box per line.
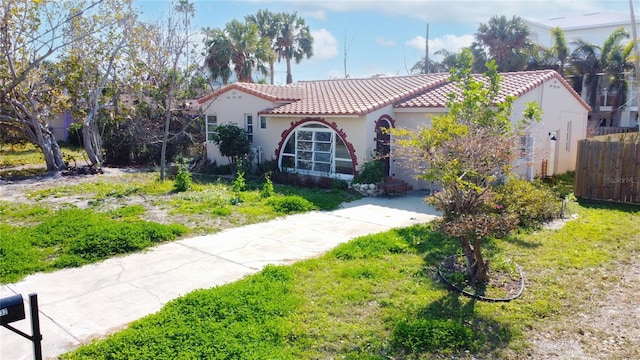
left=375, top=116, right=393, bottom=177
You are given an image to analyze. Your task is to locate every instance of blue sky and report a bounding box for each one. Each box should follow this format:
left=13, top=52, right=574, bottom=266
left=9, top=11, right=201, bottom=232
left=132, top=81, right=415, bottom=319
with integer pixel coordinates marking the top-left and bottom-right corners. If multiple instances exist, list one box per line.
left=134, top=0, right=636, bottom=83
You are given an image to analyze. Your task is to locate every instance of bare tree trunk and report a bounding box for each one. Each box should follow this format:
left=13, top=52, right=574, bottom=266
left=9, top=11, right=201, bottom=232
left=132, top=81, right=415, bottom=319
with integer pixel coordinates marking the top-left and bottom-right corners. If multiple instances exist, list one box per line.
left=25, top=113, right=66, bottom=172
left=459, top=235, right=489, bottom=285
left=82, top=113, right=103, bottom=168
left=472, top=237, right=489, bottom=284
left=269, top=61, right=275, bottom=85
left=459, top=235, right=476, bottom=280
left=286, top=57, right=293, bottom=84
left=160, top=95, right=172, bottom=182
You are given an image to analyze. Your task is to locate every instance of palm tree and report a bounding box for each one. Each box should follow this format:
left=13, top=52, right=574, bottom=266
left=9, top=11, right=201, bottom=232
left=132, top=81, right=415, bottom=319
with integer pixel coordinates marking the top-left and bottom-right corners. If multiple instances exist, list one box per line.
left=175, top=0, right=195, bottom=72
left=203, top=27, right=233, bottom=84
left=204, top=20, right=273, bottom=84
left=274, top=12, right=313, bottom=84
left=474, top=15, right=531, bottom=72
left=524, top=27, right=568, bottom=74
left=551, top=27, right=569, bottom=76
left=569, top=27, right=630, bottom=112
left=246, top=9, right=279, bottom=84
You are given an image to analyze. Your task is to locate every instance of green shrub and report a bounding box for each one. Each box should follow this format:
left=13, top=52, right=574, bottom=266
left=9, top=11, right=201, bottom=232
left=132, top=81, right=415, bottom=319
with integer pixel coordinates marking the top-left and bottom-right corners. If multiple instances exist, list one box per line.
left=173, top=166, right=192, bottom=192
left=109, top=205, right=146, bottom=219
left=495, top=178, right=562, bottom=228
left=392, top=319, right=475, bottom=353
left=353, top=158, right=385, bottom=184
left=233, top=171, right=246, bottom=193
left=267, top=196, right=314, bottom=214
left=332, top=232, right=411, bottom=260
left=260, top=175, right=275, bottom=198
left=0, top=208, right=188, bottom=282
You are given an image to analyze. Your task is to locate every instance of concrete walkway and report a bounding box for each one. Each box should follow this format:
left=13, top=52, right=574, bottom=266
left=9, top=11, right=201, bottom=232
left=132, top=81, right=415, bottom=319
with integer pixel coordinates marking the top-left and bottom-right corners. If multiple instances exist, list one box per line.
left=1, top=192, right=439, bottom=359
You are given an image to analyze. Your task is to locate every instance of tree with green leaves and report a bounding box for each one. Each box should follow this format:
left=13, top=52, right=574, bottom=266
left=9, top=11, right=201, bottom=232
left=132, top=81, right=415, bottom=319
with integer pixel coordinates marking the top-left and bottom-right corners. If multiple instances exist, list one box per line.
left=209, top=123, right=251, bottom=173
left=393, top=49, right=541, bottom=284
left=204, top=20, right=274, bottom=84
left=472, top=15, right=531, bottom=72
left=0, top=0, right=139, bottom=172
left=246, top=9, right=280, bottom=85
left=56, top=0, right=137, bottom=169
left=569, top=27, right=631, bottom=115
left=274, top=12, right=313, bottom=84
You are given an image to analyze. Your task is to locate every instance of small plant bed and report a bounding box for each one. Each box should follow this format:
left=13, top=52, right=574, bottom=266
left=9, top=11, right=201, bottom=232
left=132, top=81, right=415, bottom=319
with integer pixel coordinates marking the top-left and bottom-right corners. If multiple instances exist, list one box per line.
left=438, top=255, right=524, bottom=302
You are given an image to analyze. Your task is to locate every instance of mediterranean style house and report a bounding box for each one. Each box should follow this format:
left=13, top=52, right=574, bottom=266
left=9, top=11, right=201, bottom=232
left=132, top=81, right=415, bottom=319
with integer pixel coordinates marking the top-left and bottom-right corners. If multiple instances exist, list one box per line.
left=197, top=70, right=590, bottom=190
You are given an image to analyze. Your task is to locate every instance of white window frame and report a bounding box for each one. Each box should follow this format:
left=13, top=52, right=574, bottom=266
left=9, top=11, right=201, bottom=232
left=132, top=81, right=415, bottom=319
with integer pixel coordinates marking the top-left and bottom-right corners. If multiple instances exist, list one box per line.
left=259, top=116, right=267, bottom=130
left=244, top=113, right=253, bottom=143
left=206, top=115, right=217, bottom=142
left=280, top=123, right=353, bottom=180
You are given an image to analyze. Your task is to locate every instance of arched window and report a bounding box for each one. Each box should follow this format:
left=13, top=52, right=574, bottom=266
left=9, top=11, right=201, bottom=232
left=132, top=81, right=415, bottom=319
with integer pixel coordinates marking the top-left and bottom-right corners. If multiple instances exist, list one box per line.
left=279, top=123, right=354, bottom=179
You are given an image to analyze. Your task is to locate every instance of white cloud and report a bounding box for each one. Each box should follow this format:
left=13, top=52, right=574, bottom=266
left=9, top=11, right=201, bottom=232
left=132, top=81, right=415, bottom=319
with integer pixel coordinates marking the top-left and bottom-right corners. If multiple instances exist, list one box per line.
left=290, top=1, right=629, bottom=26
left=406, top=34, right=475, bottom=60
left=311, top=28, right=339, bottom=60
left=375, top=37, right=395, bottom=47
left=300, top=9, right=327, bottom=21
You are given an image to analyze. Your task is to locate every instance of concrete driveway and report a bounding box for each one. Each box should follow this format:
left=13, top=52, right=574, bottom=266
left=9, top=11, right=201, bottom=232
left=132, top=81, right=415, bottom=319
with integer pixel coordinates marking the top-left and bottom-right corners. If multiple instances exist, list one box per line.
left=1, top=191, right=439, bottom=359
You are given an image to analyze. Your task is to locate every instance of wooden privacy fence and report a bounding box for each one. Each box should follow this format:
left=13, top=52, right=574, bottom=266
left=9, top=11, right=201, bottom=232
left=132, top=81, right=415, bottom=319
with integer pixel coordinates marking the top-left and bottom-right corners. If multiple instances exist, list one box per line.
left=575, top=134, right=640, bottom=203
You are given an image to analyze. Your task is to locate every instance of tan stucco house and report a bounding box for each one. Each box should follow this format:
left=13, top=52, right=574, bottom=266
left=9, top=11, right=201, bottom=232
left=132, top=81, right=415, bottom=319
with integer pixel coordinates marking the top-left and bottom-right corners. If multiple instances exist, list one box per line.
left=198, top=70, right=590, bottom=190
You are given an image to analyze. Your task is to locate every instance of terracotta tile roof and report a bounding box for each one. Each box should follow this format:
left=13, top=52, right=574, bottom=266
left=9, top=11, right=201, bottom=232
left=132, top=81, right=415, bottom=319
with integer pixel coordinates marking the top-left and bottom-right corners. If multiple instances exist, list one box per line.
left=197, top=82, right=305, bottom=104
left=198, top=70, right=590, bottom=116
left=265, top=74, right=450, bottom=116
left=396, top=70, right=590, bottom=110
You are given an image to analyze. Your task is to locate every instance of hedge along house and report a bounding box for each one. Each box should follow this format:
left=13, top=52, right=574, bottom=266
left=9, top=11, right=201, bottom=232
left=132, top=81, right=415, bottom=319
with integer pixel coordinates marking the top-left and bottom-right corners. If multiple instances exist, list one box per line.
left=197, top=70, right=590, bottom=190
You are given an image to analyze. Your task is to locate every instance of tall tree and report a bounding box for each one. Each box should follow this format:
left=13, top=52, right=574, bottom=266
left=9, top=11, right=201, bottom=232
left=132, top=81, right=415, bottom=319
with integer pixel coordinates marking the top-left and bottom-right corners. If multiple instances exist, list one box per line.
left=246, top=9, right=279, bottom=84
left=274, top=12, right=313, bottom=84
left=473, top=15, right=531, bottom=72
left=569, top=27, right=630, bottom=112
left=57, top=0, right=137, bottom=168
left=204, top=20, right=273, bottom=83
left=175, top=0, right=195, bottom=93
left=0, top=0, right=119, bottom=172
left=551, top=27, right=569, bottom=76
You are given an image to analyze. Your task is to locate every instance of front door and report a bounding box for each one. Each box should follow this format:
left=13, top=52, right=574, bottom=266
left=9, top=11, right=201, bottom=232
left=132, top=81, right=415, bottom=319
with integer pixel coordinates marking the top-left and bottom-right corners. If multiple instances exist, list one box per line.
left=375, top=119, right=391, bottom=177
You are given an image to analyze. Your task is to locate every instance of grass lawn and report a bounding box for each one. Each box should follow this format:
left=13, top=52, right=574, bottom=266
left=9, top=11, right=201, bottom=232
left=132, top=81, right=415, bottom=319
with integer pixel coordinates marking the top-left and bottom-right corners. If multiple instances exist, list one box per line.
left=0, top=169, right=355, bottom=283
left=61, top=199, right=640, bottom=359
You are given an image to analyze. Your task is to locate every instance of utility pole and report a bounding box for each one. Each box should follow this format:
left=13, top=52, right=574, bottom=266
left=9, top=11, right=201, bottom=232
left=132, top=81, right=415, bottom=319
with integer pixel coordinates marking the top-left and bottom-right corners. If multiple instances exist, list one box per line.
left=424, top=23, right=430, bottom=74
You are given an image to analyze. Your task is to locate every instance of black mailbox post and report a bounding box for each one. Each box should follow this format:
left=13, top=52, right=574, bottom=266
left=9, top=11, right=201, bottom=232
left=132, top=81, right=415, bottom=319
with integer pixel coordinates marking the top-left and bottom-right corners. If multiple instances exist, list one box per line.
left=0, top=293, right=43, bottom=360
left=1, top=294, right=26, bottom=325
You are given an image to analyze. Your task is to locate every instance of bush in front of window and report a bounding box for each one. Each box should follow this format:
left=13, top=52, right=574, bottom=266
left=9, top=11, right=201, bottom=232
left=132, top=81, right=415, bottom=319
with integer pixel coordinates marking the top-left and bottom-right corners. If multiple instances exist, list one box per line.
left=353, top=158, right=385, bottom=184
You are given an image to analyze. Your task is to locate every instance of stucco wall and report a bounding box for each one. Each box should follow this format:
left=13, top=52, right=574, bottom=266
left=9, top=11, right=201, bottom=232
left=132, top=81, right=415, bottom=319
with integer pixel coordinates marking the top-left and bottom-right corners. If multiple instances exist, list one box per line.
left=201, top=90, right=275, bottom=166
left=392, top=78, right=588, bottom=188
left=514, top=79, right=588, bottom=178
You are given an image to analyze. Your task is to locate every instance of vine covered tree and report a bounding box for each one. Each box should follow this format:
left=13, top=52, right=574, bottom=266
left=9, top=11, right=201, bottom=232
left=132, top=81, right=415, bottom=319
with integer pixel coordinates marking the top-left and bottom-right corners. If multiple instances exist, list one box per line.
left=393, top=49, right=541, bottom=284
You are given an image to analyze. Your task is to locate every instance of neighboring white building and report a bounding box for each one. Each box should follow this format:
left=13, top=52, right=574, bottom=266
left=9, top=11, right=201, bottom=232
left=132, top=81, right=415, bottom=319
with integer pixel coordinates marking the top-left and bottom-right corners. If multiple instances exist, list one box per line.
left=524, top=12, right=640, bottom=131
left=198, top=70, right=590, bottom=189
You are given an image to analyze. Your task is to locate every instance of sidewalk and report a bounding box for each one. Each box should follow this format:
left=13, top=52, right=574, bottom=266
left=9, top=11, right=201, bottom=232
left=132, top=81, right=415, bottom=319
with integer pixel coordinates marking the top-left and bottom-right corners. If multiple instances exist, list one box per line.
left=1, top=191, right=439, bottom=359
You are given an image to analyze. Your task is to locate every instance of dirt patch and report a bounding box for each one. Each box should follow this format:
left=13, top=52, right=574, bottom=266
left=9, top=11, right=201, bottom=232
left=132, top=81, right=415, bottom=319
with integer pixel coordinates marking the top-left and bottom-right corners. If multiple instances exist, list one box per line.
left=528, top=260, right=640, bottom=359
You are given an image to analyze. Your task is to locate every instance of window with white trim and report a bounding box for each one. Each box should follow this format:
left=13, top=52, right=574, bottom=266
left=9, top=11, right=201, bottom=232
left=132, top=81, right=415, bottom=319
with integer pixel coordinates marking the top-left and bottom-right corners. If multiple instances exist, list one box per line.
left=259, top=116, right=267, bottom=130
left=206, top=115, right=217, bottom=142
left=244, top=113, right=253, bottom=143
left=280, top=123, right=353, bottom=179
